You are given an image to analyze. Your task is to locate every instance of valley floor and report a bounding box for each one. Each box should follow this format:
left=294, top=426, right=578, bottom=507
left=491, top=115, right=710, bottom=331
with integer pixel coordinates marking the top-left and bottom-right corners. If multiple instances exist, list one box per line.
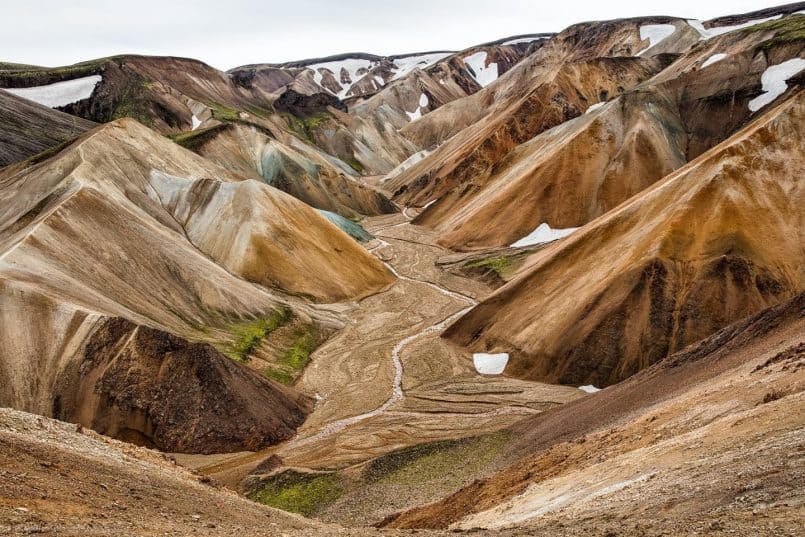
left=180, top=213, right=582, bottom=522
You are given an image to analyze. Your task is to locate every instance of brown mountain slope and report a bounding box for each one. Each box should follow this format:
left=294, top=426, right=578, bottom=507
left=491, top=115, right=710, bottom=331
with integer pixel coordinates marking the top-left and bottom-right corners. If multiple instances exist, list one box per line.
left=383, top=292, right=805, bottom=533
left=0, top=90, right=96, bottom=166
left=181, top=123, right=396, bottom=217
left=443, top=91, right=804, bottom=388
left=0, top=118, right=392, bottom=451
left=0, top=407, right=410, bottom=535
left=0, top=119, right=392, bottom=305
left=424, top=19, right=805, bottom=250
left=386, top=46, right=673, bottom=208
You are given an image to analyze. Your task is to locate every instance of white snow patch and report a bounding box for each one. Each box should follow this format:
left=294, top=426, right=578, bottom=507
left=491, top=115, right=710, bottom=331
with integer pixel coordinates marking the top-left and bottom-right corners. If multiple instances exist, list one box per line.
left=748, top=58, right=805, bottom=112
left=701, top=53, right=728, bottom=69
left=473, top=353, right=509, bottom=375
left=191, top=115, right=202, bottom=130
left=637, top=24, right=677, bottom=56
left=308, top=58, right=374, bottom=98
left=391, top=52, right=452, bottom=80
left=687, top=15, right=782, bottom=40
left=406, top=108, right=422, bottom=122
left=511, top=223, right=579, bottom=248
left=579, top=385, right=601, bottom=393
left=586, top=101, right=607, bottom=114
left=419, top=93, right=429, bottom=108
left=502, top=37, right=542, bottom=46
left=463, top=51, right=499, bottom=87
left=4, top=75, right=102, bottom=108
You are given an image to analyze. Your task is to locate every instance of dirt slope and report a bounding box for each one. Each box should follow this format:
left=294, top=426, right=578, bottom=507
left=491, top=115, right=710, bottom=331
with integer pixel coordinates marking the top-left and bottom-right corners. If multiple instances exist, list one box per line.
left=0, top=90, right=96, bottom=166
left=384, top=293, right=805, bottom=533
left=0, top=407, right=443, bottom=536
left=444, top=91, right=804, bottom=388
left=181, top=123, right=396, bottom=217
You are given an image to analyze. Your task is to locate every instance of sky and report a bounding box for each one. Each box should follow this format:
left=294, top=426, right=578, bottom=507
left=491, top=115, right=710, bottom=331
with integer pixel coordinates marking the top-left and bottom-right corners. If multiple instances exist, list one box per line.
left=1, top=0, right=789, bottom=70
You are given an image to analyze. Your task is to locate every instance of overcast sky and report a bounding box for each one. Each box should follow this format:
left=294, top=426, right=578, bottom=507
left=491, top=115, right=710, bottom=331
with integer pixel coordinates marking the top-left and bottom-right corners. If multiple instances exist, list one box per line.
left=1, top=0, right=788, bottom=70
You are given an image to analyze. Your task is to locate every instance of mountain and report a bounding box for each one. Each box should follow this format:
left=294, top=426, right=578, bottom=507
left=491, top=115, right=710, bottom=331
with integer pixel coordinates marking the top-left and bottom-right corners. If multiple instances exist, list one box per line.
left=1, top=3, right=804, bottom=535
left=443, top=90, right=803, bottom=387
left=420, top=14, right=805, bottom=250
left=229, top=36, right=550, bottom=103
left=0, top=118, right=392, bottom=452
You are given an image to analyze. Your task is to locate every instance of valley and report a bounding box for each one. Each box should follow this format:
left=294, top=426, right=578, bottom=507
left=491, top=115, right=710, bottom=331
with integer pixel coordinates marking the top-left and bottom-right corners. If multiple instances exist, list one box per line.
left=1, top=2, right=803, bottom=536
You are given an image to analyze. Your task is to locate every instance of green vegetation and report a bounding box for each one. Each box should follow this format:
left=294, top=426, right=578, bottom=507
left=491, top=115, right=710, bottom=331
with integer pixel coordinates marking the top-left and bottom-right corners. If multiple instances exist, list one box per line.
left=168, top=124, right=230, bottom=151
left=248, top=471, right=343, bottom=516
left=263, top=325, right=320, bottom=385
left=209, top=102, right=242, bottom=122
left=218, top=307, right=291, bottom=363
left=346, top=157, right=364, bottom=173
left=283, top=112, right=332, bottom=143
left=363, top=432, right=511, bottom=486
left=464, top=252, right=529, bottom=281
left=745, top=14, right=805, bottom=48
left=109, top=75, right=155, bottom=127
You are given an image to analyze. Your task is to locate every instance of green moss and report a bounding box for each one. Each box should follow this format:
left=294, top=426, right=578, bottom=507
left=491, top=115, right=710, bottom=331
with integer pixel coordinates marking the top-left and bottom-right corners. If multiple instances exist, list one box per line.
left=217, top=307, right=291, bottom=363
left=168, top=124, right=229, bottom=150
left=209, top=102, right=242, bottom=122
left=263, top=325, right=319, bottom=385
left=465, top=252, right=528, bottom=281
left=346, top=157, right=364, bottom=173
left=282, top=112, right=331, bottom=143
left=363, top=431, right=511, bottom=486
left=248, top=471, right=343, bottom=516
left=109, top=74, right=154, bottom=127
left=744, top=14, right=805, bottom=48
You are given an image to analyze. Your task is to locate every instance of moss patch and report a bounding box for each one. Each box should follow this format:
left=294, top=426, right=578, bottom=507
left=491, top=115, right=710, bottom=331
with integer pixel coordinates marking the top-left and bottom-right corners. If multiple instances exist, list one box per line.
left=209, top=102, right=242, bottom=122
left=346, top=157, right=364, bottom=173
left=217, top=307, right=291, bottom=363
left=283, top=111, right=331, bottom=143
left=248, top=471, right=343, bottom=516
left=363, top=432, right=511, bottom=487
left=263, top=325, right=320, bottom=385
left=168, top=124, right=230, bottom=151
left=464, top=252, right=529, bottom=282
left=745, top=14, right=805, bottom=48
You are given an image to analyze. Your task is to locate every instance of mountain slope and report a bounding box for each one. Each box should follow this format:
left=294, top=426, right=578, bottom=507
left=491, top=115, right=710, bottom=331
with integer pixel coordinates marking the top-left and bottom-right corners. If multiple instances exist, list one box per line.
left=443, top=91, right=804, bottom=387
left=0, top=89, right=96, bottom=166
left=0, top=118, right=393, bottom=452
left=384, top=292, right=805, bottom=533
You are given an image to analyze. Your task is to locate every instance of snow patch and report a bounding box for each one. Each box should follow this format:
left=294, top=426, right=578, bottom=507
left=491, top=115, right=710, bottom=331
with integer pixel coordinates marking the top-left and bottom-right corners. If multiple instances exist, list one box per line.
left=579, top=385, right=601, bottom=393
left=473, top=353, right=509, bottom=375
left=419, top=92, right=429, bottom=108
left=511, top=223, right=578, bottom=248
left=687, top=15, right=782, bottom=40
left=637, top=24, right=677, bottom=56
left=502, top=37, right=542, bottom=46
left=4, top=75, right=102, bottom=108
left=748, top=58, right=805, bottom=112
left=308, top=58, right=374, bottom=98
left=391, top=52, right=452, bottom=80
left=191, top=115, right=202, bottom=130
left=701, top=53, right=728, bottom=69
left=463, top=51, right=499, bottom=87
left=586, top=102, right=607, bottom=114
left=406, top=108, right=422, bottom=122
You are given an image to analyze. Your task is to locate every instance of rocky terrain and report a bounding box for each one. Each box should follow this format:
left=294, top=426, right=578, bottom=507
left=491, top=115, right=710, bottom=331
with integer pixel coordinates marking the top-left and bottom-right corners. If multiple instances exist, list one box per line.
left=0, top=2, right=803, bottom=536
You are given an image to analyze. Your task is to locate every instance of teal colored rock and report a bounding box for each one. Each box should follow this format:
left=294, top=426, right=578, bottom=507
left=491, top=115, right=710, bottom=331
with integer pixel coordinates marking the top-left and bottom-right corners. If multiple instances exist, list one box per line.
left=317, top=210, right=373, bottom=243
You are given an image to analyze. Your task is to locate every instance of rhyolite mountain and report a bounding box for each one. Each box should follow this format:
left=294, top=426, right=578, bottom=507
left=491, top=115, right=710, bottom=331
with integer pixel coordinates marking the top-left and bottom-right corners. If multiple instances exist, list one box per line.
left=1, top=3, right=803, bottom=536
